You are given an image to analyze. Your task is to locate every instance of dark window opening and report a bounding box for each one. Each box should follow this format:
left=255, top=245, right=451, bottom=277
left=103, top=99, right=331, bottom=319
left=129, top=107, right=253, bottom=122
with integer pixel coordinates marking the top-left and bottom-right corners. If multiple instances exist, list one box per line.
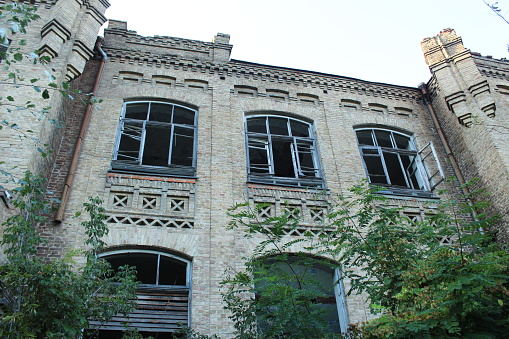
left=112, top=102, right=197, bottom=177
left=246, top=115, right=323, bottom=188
left=87, top=251, right=190, bottom=336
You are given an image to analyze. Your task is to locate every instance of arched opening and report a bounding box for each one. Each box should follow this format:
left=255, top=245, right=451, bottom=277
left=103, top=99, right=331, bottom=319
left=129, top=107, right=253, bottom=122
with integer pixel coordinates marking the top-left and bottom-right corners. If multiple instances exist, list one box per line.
left=86, top=249, right=191, bottom=338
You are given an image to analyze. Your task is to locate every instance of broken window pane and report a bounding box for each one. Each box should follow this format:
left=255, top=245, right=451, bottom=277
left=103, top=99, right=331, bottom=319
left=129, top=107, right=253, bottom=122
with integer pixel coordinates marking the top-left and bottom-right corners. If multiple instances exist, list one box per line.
left=356, top=128, right=434, bottom=194
left=113, top=102, right=197, bottom=176
left=246, top=116, right=322, bottom=187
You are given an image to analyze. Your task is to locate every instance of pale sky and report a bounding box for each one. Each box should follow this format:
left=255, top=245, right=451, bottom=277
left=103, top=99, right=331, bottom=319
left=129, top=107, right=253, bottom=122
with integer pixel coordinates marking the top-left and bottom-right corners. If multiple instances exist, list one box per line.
left=103, top=0, right=508, bottom=87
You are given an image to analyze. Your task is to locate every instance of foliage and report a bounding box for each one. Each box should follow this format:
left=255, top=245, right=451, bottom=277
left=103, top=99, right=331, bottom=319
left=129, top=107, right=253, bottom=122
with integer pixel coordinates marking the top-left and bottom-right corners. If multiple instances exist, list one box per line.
left=319, top=182, right=509, bottom=337
left=224, top=182, right=509, bottom=338
left=0, top=172, right=139, bottom=338
left=0, top=2, right=103, bottom=184
left=224, top=202, right=342, bottom=339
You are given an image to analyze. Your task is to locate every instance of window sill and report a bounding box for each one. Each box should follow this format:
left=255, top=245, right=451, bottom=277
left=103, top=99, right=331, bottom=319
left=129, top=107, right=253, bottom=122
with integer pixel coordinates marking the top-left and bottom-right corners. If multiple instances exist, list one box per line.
left=247, top=175, right=325, bottom=189
left=107, top=172, right=197, bottom=184
left=373, top=186, right=439, bottom=200
left=110, top=161, right=196, bottom=178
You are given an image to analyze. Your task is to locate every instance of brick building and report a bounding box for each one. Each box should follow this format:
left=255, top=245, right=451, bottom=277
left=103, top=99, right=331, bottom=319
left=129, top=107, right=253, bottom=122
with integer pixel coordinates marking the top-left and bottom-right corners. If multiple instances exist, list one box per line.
left=1, top=1, right=509, bottom=337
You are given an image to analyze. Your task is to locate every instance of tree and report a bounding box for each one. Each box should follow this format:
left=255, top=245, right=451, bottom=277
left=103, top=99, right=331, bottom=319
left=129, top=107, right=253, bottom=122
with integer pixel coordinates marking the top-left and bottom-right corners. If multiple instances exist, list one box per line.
left=0, top=172, right=139, bottom=338
left=224, top=182, right=509, bottom=338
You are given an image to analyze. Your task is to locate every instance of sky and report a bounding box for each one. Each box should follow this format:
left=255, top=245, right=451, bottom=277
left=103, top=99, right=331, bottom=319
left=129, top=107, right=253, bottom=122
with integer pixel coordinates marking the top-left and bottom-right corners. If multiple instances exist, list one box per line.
left=102, top=0, right=509, bottom=88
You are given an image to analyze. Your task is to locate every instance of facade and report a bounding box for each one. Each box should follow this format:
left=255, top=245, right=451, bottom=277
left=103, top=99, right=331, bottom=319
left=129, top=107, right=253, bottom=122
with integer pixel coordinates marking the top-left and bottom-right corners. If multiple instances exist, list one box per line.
left=1, top=1, right=509, bottom=337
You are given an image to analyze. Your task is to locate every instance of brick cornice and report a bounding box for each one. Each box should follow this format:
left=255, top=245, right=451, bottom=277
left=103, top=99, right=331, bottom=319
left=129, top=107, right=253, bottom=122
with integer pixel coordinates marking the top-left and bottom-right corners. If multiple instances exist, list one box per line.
left=103, top=47, right=422, bottom=102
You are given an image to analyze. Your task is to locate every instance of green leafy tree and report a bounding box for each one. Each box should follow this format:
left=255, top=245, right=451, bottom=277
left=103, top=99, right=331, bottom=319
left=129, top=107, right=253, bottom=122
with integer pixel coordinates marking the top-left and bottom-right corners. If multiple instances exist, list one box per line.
left=224, top=203, right=342, bottom=339
left=0, top=172, right=139, bottom=338
left=328, top=183, right=509, bottom=338
left=224, top=182, right=509, bottom=338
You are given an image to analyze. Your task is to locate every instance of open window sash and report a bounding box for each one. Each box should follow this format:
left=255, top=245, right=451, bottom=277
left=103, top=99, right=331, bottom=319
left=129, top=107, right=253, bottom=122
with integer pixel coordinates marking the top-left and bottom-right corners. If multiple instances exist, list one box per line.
left=116, top=121, right=144, bottom=164
left=406, top=141, right=445, bottom=191
left=247, top=137, right=272, bottom=175
left=291, top=140, right=319, bottom=178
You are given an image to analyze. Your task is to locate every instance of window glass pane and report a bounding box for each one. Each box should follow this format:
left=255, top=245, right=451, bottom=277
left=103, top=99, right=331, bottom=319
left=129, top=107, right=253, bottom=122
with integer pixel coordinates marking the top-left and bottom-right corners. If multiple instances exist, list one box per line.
left=159, top=256, right=187, bottom=286
left=105, top=253, right=157, bottom=284
left=290, top=120, right=309, bottom=137
left=383, top=152, right=408, bottom=187
left=173, top=106, right=195, bottom=125
left=272, top=139, right=295, bottom=177
left=143, top=125, right=171, bottom=166
left=247, top=117, right=267, bottom=134
left=149, top=103, right=172, bottom=123
left=356, top=130, right=374, bottom=146
left=268, top=117, right=289, bottom=136
left=125, top=103, right=149, bottom=120
left=363, top=155, right=388, bottom=184
left=117, top=122, right=142, bottom=161
left=171, top=126, right=194, bottom=166
left=374, top=130, right=393, bottom=148
left=394, top=133, right=412, bottom=150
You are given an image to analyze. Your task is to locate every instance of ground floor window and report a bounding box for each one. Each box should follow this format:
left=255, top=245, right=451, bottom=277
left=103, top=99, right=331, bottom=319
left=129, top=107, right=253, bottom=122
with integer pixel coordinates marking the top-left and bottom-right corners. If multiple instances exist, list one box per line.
left=86, top=250, right=191, bottom=337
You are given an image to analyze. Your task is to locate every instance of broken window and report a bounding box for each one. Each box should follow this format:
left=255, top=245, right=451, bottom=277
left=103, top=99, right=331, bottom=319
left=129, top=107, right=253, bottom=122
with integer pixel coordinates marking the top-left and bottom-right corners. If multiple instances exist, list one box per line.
left=87, top=250, right=190, bottom=338
left=246, top=115, right=323, bottom=188
left=356, top=128, right=444, bottom=197
left=111, top=101, right=197, bottom=177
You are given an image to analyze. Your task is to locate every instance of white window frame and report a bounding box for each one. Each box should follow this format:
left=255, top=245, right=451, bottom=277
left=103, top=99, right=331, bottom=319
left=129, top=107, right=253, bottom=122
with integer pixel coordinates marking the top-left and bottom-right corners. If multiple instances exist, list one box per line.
left=245, top=115, right=324, bottom=188
left=356, top=127, right=444, bottom=197
left=111, top=101, right=198, bottom=177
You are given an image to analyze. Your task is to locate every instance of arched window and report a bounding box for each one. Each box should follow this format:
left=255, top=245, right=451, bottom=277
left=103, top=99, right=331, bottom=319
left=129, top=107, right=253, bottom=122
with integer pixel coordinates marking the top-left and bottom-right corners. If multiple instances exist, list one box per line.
left=245, top=115, right=323, bottom=188
left=355, top=127, right=444, bottom=196
left=111, top=101, right=197, bottom=177
left=88, top=250, right=191, bottom=338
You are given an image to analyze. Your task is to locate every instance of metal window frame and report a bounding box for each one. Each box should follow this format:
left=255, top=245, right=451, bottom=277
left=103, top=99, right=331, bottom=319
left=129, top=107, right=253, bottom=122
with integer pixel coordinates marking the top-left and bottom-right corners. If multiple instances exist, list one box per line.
left=245, top=115, right=323, bottom=187
left=99, top=249, right=192, bottom=288
left=356, top=128, right=443, bottom=196
left=112, top=101, right=198, bottom=176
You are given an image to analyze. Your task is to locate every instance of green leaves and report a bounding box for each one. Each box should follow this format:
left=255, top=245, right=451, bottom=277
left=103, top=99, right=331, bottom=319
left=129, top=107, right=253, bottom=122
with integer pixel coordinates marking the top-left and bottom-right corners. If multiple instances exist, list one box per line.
left=0, top=173, right=138, bottom=337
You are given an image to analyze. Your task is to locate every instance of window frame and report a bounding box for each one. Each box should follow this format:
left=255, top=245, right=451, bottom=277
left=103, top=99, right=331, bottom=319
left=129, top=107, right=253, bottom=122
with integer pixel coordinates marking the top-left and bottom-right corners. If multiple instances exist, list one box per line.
left=99, top=249, right=192, bottom=289
left=355, top=127, right=441, bottom=197
left=245, top=114, right=324, bottom=188
left=111, top=101, right=198, bottom=177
